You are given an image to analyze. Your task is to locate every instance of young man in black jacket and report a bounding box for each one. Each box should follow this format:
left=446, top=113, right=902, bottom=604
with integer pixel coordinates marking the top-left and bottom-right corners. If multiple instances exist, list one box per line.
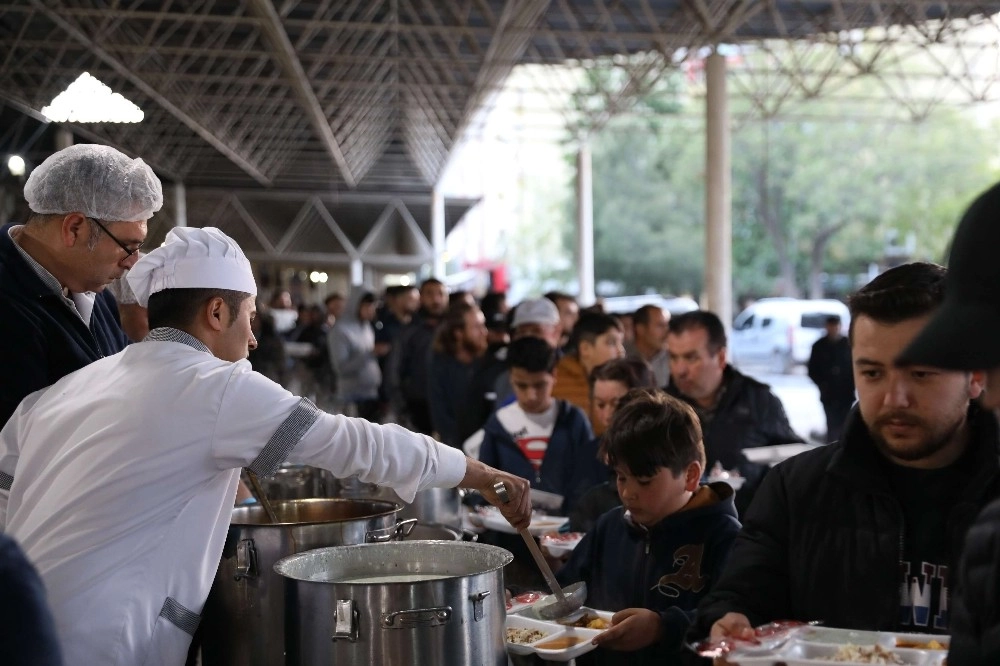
left=897, top=182, right=1000, bottom=666
left=695, top=262, right=1000, bottom=641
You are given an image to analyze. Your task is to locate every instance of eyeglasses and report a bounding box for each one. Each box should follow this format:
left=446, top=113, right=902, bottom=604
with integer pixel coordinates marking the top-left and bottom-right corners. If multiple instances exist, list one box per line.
left=87, top=217, right=143, bottom=258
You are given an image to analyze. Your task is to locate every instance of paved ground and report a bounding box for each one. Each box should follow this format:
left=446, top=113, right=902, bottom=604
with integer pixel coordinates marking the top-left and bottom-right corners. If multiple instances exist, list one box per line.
left=734, top=362, right=828, bottom=443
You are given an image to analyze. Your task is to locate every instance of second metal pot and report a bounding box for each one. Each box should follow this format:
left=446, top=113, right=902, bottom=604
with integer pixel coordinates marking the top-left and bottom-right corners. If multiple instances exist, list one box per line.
left=200, top=498, right=413, bottom=666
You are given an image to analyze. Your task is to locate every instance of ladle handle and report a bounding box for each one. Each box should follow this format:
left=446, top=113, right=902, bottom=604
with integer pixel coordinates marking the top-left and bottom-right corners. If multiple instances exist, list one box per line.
left=246, top=469, right=279, bottom=523
left=492, top=481, right=567, bottom=603
left=520, top=530, right=568, bottom=603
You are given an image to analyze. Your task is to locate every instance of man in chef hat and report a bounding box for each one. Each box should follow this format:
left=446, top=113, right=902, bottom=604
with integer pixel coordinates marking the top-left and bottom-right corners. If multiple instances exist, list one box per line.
left=0, top=226, right=531, bottom=666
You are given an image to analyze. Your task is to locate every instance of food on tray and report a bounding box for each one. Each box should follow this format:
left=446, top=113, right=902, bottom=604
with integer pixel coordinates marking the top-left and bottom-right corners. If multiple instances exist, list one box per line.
left=895, top=638, right=948, bottom=649
left=506, top=591, right=543, bottom=610
left=558, top=613, right=610, bottom=630
left=545, top=532, right=585, bottom=542
left=823, top=644, right=905, bottom=664
left=536, top=635, right=587, bottom=649
left=505, top=627, right=549, bottom=644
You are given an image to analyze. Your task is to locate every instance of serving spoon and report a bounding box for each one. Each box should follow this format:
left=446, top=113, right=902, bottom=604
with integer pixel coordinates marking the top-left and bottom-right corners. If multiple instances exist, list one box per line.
left=493, top=481, right=587, bottom=620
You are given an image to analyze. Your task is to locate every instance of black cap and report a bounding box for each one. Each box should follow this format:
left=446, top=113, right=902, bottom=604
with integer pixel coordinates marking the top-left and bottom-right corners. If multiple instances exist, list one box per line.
left=898, top=181, right=1000, bottom=369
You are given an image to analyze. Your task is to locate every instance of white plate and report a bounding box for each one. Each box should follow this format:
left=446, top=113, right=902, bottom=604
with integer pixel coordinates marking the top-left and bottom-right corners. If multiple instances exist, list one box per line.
left=539, top=532, right=585, bottom=557
left=707, top=475, right=746, bottom=491
left=742, top=443, right=821, bottom=466
left=478, top=507, right=569, bottom=535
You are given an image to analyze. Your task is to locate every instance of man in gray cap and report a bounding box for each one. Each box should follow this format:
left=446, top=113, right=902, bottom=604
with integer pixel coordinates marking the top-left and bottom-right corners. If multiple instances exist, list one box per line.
left=897, top=181, right=1000, bottom=666
left=0, top=144, right=162, bottom=425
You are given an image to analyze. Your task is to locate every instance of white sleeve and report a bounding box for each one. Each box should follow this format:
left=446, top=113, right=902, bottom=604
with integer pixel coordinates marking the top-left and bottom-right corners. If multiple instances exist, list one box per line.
left=0, top=389, right=48, bottom=530
left=211, top=363, right=467, bottom=502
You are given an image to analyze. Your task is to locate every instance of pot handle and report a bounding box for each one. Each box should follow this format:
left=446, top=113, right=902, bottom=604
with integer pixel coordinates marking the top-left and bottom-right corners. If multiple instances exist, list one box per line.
left=331, top=600, right=359, bottom=642
left=233, top=539, right=257, bottom=581
left=366, top=518, right=418, bottom=542
left=381, top=606, right=452, bottom=628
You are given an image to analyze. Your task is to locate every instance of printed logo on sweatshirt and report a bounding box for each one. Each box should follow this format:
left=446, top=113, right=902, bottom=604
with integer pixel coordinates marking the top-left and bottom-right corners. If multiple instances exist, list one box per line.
left=511, top=429, right=549, bottom=472
left=899, top=561, right=949, bottom=631
left=653, top=543, right=707, bottom=598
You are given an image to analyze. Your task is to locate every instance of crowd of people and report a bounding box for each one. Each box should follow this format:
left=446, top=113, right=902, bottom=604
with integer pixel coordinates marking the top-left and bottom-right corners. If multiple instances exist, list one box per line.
left=3, top=142, right=1000, bottom=666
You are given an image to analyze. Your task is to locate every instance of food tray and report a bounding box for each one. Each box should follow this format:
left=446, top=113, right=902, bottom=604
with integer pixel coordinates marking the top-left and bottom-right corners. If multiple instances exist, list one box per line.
left=506, top=591, right=545, bottom=615
left=723, top=627, right=948, bottom=666
left=741, top=443, right=821, bottom=466
left=477, top=506, right=569, bottom=535
left=505, top=608, right=613, bottom=662
left=540, top=532, right=585, bottom=557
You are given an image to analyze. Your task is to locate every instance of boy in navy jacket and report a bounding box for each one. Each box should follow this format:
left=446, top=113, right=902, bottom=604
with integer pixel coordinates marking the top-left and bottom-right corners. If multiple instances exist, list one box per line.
left=557, top=388, right=741, bottom=665
left=479, top=336, right=600, bottom=514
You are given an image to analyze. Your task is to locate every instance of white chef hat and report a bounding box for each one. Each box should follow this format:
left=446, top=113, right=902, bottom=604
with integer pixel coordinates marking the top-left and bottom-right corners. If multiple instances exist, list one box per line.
left=24, top=144, right=163, bottom=221
left=127, top=227, right=257, bottom=307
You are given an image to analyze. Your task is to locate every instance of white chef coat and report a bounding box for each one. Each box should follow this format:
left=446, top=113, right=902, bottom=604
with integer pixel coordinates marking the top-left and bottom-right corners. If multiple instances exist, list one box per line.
left=0, top=327, right=467, bottom=666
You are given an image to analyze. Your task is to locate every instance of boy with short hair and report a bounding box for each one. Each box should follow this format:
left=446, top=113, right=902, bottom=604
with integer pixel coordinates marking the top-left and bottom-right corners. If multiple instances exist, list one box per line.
left=553, top=311, right=626, bottom=436
left=557, top=388, right=740, bottom=665
left=478, top=336, right=600, bottom=514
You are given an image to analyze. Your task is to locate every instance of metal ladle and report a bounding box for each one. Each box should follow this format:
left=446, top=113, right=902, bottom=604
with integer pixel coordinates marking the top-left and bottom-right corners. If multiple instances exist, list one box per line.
left=493, top=481, right=586, bottom=620
left=245, top=469, right=279, bottom=523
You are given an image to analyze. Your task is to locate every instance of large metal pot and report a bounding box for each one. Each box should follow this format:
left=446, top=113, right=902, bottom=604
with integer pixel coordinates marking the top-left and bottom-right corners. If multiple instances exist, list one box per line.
left=256, top=465, right=337, bottom=500
left=275, top=541, right=513, bottom=666
left=404, top=522, right=463, bottom=541
left=201, top=498, right=414, bottom=666
left=334, top=476, right=463, bottom=529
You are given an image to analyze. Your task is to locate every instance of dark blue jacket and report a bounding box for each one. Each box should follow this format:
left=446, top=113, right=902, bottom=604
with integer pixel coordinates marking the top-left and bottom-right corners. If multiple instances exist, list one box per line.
left=478, top=399, right=599, bottom=514
left=0, top=533, right=63, bottom=665
left=0, top=223, right=129, bottom=425
left=558, top=483, right=740, bottom=665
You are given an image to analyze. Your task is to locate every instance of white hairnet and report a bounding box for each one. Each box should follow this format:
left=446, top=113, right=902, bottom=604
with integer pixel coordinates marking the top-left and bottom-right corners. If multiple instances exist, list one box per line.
left=127, top=227, right=257, bottom=307
left=24, top=144, right=163, bottom=221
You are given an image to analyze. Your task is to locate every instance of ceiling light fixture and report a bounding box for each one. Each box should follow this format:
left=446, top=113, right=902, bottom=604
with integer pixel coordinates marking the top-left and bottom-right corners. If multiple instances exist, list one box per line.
left=41, top=72, right=144, bottom=123
left=7, top=155, right=25, bottom=177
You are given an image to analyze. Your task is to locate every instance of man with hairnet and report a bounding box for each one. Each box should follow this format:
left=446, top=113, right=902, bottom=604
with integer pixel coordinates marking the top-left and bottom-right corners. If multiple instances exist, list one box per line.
left=0, top=225, right=532, bottom=666
left=0, top=143, right=163, bottom=426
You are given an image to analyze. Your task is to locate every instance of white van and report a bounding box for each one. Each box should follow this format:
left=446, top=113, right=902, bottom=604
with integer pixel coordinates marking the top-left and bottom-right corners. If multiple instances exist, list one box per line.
left=602, top=294, right=699, bottom=317
left=729, top=298, right=850, bottom=373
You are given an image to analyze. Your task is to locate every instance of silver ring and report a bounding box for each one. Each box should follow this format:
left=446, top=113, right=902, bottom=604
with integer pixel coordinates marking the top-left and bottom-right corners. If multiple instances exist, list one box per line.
left=493, top=481, right=510, bottom=504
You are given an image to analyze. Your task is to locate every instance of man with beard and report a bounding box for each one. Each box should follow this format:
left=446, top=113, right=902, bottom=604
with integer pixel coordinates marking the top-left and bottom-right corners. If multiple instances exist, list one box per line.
left=428, top=301, right=489, bottom=448
left=695, top=262, right=1000, bottom=640
left=385, top=278, right=448, bottom=433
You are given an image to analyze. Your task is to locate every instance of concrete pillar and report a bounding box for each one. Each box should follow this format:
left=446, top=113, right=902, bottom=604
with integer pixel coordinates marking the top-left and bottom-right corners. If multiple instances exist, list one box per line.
left=173, top=182, right=187, bottom=227
left=350, top=258, right=364, bottom=286
left=576, top=141, right=595, bottom=306
left=705, top=50, right=733, bottom=329
left=54, top=127, right=73, bottom=151
left=431, top=188, right=446, bottom=278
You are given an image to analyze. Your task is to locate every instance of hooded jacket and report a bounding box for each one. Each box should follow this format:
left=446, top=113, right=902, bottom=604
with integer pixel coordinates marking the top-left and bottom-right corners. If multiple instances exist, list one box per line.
left=327, top=289, right=380, bottom=401
left=478, top=399, right=599, bottom=514
left=0, top=223, right=129, bottom=426
left=558, top=483, right=741, bottom=665
left=695, top=404, right=1000, bottom=637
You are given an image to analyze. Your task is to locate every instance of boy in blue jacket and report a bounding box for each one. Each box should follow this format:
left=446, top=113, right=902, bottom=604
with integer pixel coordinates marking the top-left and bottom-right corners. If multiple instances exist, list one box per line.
left=557, top=388, right=741, bottom=665
left=479, top=336, right=601, bottom=514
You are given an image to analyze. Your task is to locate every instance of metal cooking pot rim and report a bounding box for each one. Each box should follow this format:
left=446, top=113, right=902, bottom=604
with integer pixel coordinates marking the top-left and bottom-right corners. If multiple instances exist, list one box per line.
left=273, top=541, right=514, bottom=580
left=230, top=497, right=402, bottom=526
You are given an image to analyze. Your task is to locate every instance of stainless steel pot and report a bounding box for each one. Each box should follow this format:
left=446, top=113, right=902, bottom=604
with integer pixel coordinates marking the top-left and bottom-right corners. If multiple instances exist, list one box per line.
left=274, top=541, right=513, bottom=666
left=201, top=498, right=413, bottom=666
left=334, top=477, right=463, bottom=529
left=403, top=522, right=462, bottom=541
left=256, top=465, right=337, bottom=500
